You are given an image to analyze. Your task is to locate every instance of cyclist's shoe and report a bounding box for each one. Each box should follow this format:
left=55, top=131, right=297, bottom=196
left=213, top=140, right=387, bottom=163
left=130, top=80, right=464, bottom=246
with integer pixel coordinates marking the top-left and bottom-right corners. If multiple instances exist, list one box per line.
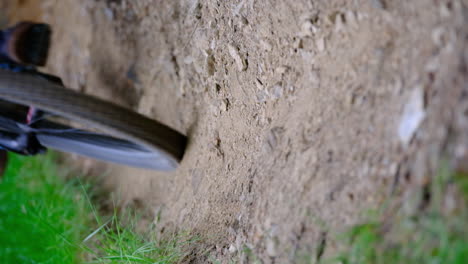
left=1, top=22, right=51, bottom=66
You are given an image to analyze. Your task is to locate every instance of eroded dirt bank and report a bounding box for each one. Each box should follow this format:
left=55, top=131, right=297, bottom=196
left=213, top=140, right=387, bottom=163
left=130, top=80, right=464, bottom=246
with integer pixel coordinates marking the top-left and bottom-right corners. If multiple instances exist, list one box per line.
left=4, top=0, right=468, bottom=262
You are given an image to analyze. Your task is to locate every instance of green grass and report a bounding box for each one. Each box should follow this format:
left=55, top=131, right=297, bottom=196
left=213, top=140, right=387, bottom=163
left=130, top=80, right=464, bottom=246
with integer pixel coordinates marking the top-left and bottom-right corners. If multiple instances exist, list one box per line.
left=330, top=167, right=468, bottom=264
left=0, top=152, right=89, bottom=263
left=83, top=210, right=194, bottom=264
left=13, top=151, right=467, bottom=264
left=0, top=152, right=192, bottom=264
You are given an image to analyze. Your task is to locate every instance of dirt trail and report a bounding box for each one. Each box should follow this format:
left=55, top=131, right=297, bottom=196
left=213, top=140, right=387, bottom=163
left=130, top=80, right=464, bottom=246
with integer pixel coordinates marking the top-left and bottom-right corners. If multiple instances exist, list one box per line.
left=4, top=0, right=468, bottom=262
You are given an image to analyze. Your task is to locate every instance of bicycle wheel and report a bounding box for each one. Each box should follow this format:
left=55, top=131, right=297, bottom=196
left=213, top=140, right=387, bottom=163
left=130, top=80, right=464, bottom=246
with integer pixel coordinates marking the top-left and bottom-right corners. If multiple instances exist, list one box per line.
left=0, top=69, right=187, bottom=171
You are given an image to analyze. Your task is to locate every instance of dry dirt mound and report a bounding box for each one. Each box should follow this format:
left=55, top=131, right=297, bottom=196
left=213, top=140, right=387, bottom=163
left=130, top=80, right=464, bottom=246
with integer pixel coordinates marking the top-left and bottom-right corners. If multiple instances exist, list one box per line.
left=4, top=0, right=468, bottom=263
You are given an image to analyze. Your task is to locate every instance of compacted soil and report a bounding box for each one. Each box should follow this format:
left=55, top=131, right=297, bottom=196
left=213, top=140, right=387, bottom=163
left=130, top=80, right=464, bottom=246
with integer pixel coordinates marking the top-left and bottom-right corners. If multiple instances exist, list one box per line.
left=3, top=0, right=468, bottom=262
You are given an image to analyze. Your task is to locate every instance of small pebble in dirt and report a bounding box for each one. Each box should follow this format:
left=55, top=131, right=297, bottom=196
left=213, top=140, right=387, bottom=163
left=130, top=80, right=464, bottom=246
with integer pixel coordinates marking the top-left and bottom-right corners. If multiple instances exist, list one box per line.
left=260, top=39, right=273, bottom=51
left=316, top=37, right=326, bottom=52
left=370, top=0, right=386, bottom=9
left=220, top=99, right=229, bottom=112
left=300, top=20, right=316, bottom=37
left=228, top=44, right=247, bottom=71
left=104, top=7, right=114, bottom=20
left=345, top=10, right=358, bottom=27
left=432, top=27, right=447, bottom=48
left=266, top=237, right=277, bottom=257
left=439, top=2, right=452, bottom=18
left=275, top=66, right=289, bottom=76
left=398, top=86, right=426, bottom=146
left=229, top=244, right=237, bottom=254
left=269, top=84, right=284, bottom=100
left=334, top=13, right=345, bottom=32
left=425, top=56, right=440, bottom=73
left=256, top=90, right=269, bottom=103
left=183, top=56, right=194, bottom=64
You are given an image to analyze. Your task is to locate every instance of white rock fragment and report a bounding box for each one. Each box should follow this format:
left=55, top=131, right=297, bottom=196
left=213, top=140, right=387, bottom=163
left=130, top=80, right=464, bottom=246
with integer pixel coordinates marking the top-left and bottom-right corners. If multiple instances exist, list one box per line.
left=316, top=37, right=325, bottom=52
left=432, top=27, right=446, bottom=47
left=398, top=86, right=426, bottom=146
left=256, top=90, right=268, bottom=103
left=210, top=38, right=217, bottom=50
left=209, top=103, right=219, bottom=116
left=104, top=7, right=114, bottom=20
left=220, top=99, right=228, bottom=112
left=300, top=20, right=315, bottom=37
left=439, top=2, right=452, bottom=18
left=425, top=56, right=440, bottom=72
left=275, top=66, right=289, bottom=75
left=266, top=237, right=277, bottom=257
left=260, top=39, right=272, bottom=51
left=188, top=0, right=200, bottom=14
left=228, top=44, right=247, bottom=71
left=371, top=0, right=385, bottom=9
left=183, top=56, right=194, bottom=64
left=269, top=84, right=283, bottom=100
left=346, top=10, right=357, bottom=27
left=357, top=12, right=367, bottom=21
left=229, top=244, right=237, bottom=254
left=233, top=0, right=245, bottom=16
left=334, top=13, right=345, bottom=32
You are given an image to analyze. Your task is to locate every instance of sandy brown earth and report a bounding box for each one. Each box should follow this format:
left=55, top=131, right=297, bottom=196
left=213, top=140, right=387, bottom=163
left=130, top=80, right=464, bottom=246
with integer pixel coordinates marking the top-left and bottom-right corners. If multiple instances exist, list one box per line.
left=3, top=0, right=468, bottom=263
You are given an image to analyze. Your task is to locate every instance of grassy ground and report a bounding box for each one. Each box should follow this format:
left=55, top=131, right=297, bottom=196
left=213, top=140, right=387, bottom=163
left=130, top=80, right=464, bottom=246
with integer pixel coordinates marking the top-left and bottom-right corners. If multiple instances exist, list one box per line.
left=0, top=153, right=190, bottom=264
left=329, top=167, right=468, bottom=264
left=82, top=204, right=194, bottom=264
left=1, top=152, right=466, bottom=264
left=0, top=152, right=89, bottom=263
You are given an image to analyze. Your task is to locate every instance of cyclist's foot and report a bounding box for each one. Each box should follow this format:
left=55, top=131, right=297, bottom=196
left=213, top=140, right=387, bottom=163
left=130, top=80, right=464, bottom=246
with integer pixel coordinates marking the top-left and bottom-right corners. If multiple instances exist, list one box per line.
left=4, top=22, right=51, bottom=66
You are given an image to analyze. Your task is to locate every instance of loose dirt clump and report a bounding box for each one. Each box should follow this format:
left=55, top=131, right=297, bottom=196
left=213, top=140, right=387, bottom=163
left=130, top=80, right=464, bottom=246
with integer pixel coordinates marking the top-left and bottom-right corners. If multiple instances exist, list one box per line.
left=4, top=0, right=468, bottom=263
